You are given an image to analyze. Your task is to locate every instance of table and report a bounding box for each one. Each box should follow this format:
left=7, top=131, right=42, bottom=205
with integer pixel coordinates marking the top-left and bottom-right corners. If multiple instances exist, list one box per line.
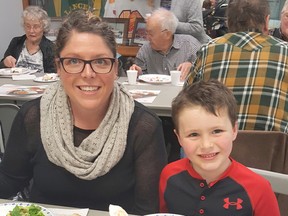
left=0, top=198, right=113, bottom=216
left=0, top=76, right=183, bottom=117
left=119, top=77, right=182, bottom=116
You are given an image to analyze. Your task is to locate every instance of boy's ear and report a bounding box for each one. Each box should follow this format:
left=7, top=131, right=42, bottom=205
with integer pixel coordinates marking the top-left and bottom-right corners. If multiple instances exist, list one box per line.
left=232, top=121, right=238, bottom=141
left=174, top=129, right=183, bottom=147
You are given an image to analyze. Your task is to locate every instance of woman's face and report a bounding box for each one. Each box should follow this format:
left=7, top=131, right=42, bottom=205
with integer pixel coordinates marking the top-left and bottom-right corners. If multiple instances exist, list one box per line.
left=280, top=10, right=288, bottom=40
left=56, top=31, right=117, bottom=114
left=24, top=18, right=44, bottom=44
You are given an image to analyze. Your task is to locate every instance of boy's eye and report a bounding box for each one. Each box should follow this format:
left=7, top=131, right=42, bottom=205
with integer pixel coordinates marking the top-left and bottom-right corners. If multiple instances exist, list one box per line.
left=212, top=129, right=223, bottom=134
left=188, top=132, right=198, bottom=137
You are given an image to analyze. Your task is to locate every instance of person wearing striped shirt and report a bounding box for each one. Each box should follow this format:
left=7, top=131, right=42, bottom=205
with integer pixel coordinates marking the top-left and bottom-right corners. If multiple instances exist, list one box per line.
left=185, top=0, right=288, bottom=133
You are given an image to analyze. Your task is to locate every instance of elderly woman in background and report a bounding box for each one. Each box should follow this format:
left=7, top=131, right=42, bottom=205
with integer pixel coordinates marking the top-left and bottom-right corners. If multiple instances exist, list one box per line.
left=269, top=0, right=288, bottom=42
left=0, top=9, right=167, bottom=215
left=0, top=6, right=55, bottom=73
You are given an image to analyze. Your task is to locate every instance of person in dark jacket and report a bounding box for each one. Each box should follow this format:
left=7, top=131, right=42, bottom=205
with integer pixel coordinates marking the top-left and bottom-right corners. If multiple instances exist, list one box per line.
left=0, top=6, right=55, bottom=73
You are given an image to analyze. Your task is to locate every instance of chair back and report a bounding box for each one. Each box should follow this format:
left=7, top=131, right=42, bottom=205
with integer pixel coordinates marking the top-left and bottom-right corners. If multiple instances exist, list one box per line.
left=231, top=130, right=288, bottom=216
left=0, top=103, right=20, bottom=154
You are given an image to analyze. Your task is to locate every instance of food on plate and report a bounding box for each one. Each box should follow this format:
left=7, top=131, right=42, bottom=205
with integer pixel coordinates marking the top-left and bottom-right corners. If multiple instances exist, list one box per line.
left=6, top=204, right=45, bottom=216
left=138, top=75, right=171, bottom=83
left=149, top=76, right=166, bottom=82
left=42, top=74, right=56, bottom=81
left=8, top=87, right=46, bottom=95
left=33, top=74, right=59, bottom=82
left=9, top=89, right=32, bottom=95
left=129, top=90, right=158, bottom=99
left=11, top=68, right=23, bottom=74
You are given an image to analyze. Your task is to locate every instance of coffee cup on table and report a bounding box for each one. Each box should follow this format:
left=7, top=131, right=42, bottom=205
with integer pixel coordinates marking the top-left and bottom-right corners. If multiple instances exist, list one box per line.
left=126, top=70, right=138, bottom=85
left=170, top=70, right=181, bottom=86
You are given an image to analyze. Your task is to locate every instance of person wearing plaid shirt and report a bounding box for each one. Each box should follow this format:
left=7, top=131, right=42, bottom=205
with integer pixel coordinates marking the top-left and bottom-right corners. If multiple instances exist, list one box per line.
left=185, top=0, right=288, bottom=133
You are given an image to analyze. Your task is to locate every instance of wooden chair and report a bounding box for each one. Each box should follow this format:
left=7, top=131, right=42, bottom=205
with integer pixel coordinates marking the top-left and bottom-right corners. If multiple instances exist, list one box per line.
left=232, top=130, right=288, bottom=216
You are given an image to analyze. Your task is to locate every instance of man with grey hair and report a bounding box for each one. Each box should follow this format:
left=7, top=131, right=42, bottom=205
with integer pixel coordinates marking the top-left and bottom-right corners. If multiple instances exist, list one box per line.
left=269, top=0, right=288, bottom=42
left=130, top=8, right=201, bottom=80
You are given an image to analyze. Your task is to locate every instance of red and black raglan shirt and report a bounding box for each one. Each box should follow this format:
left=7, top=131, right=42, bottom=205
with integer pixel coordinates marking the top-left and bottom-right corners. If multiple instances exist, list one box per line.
left=159, top=158, right=280, bottom=216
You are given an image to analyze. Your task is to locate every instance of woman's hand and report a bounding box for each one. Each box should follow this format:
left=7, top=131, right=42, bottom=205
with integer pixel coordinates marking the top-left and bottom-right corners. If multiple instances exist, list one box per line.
left=3, top=56, right=16, bottom=68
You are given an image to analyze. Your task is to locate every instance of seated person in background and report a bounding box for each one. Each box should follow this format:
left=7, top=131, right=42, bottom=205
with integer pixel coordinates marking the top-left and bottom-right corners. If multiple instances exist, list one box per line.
left=170, top=0, right=209, bottom=44
left=202, top=0, right=216, bottom=9
left=0, top=6, right=55, bottom=73
left=0, top=9, right=167, bottom=215
left=269, top=0, right=288, bottom=42
left=130, top=8, right=201, bottom=81
left=185, top=0, right=288, bottom=133
left=160, top=79, right=280, bottom=216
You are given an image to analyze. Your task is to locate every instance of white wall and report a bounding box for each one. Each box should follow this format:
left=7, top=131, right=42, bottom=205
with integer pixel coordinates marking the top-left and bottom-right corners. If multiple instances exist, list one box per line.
left=0, top=0, right=23, bottom=58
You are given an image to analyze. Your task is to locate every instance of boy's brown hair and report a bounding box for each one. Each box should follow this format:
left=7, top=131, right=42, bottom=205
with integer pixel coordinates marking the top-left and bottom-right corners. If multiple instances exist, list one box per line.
left=172, top=79, right=238, bottom=131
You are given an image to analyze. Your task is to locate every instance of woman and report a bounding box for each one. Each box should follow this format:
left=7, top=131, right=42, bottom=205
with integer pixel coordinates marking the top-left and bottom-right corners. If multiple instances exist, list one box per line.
left=0, top=6, right=55, bottom=73
left=269, top=0, right=288, bottom=42
left=0, top=10, right=167, bottom=215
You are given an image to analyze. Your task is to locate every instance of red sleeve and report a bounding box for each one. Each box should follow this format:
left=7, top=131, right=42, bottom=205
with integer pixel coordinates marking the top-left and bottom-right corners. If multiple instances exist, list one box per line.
left=159, top=159, right=188, bottom=213
left=159, top=166, right=169, bottom=213
left=231, top=161, right=280, bottom=216
left=252, top=181, right=280, bottom=216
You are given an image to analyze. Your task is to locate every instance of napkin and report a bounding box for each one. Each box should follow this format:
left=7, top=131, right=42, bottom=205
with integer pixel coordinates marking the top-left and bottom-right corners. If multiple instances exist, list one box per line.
left=109, top=204, right=128, bottom=216
left=12, top=74, right=36, bottom=80
left=48, top=207, right=89, bottom=216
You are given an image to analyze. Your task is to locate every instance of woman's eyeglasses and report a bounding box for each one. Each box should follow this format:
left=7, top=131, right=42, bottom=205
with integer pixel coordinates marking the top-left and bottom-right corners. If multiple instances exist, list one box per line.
left=58, top=57, right=116, bottom=74
left=24, top=24, right=43, bottom=31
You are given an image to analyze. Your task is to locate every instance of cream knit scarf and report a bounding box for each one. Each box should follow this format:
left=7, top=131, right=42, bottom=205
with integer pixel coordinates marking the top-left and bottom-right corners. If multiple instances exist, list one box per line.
left=40, top=81, right=134, bottom=180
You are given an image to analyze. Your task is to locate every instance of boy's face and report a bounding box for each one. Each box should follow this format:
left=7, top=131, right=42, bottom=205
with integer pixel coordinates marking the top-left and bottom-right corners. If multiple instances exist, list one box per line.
left=175, top=105, right=238, bottom=181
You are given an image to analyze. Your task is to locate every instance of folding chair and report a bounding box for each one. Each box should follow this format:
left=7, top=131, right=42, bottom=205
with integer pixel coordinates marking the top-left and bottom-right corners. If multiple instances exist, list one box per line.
left=232, top=130, right=288, bottom=216
left=249, top=167, right=288, bottom=195
left=0, top=103, right=20, bottom=155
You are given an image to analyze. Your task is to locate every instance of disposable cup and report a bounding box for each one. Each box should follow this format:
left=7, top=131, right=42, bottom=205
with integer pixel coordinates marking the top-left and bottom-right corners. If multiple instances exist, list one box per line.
left=126, top=70, right=138, bottom=84
left=170, top=70, right=181, bottom=86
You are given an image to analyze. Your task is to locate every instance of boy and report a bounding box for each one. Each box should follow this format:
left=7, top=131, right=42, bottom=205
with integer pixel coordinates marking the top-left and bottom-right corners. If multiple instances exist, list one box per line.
left=159, top=80, right=280, bottom=215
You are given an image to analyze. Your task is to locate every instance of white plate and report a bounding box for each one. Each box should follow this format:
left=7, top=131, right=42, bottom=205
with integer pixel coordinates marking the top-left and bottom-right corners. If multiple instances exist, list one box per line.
left=8, top=86, right=46, bottom=95
left=0, top=202, right=54, bottom=216
left=34, top=74, right=59, bottom=83
left=138, top=74, right=171, bottom=84
left=0, top=68, right=30, bottom=76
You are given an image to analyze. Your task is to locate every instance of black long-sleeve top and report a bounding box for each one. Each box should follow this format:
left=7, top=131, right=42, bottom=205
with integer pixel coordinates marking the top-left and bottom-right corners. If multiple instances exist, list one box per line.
left=0, top=98, right=167, bottom=215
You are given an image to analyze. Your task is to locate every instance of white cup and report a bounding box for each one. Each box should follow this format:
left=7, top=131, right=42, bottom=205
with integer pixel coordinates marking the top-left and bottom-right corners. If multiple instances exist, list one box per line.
left=170, top=70, right=181, bottom=86
left=126, top=70, right=138, bottom=84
